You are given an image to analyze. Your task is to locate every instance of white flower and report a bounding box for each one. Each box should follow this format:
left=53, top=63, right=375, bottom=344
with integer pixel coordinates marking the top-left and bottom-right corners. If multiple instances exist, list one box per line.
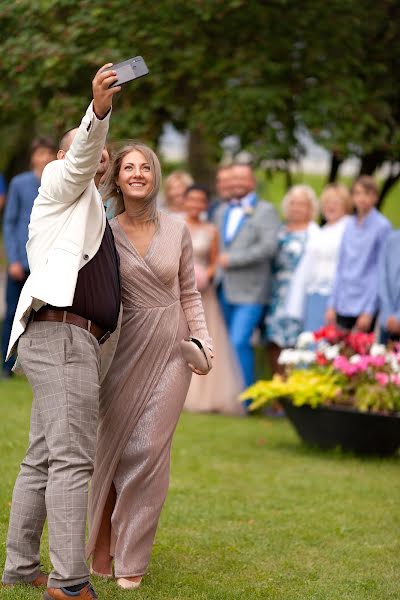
left=370, top=343, right=386, bottom=357
left=300, top=350, right=316, bottom=364
left=278, top=349, right=315, bottom=366
left=317, top=340, right=330, bottom=352
left=296, top=331, right=315, bottom=349
left=278, top=349, right=292, bottom=365
left=349, top=354, right=361, bottom=364
left=278, top=349, right=301, bottom=365
left=323, top=344, right=340, bottom=360
left=390, top=357, right=400, bottom=373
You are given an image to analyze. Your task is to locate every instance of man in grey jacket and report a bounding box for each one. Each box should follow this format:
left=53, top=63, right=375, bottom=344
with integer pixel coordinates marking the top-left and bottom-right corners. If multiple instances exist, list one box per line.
left=216, top=163, right=280, bottom=390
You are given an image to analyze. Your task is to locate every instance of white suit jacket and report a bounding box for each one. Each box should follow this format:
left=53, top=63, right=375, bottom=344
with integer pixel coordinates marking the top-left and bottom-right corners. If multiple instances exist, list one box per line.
left=8, top=102, right=121, bottom=380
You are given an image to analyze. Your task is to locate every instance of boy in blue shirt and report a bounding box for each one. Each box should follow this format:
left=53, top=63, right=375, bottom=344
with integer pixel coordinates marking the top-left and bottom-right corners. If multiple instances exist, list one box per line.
left=326, top=176, right=392, bottom=332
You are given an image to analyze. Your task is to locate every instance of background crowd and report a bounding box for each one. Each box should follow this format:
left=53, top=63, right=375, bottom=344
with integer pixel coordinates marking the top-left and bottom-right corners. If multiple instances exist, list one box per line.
left=1, top=149, right=399, bottom=416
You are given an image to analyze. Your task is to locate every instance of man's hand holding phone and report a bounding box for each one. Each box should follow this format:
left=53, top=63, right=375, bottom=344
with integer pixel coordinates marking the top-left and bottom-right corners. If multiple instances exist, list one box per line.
left=92, top=63, right=121, bottom=119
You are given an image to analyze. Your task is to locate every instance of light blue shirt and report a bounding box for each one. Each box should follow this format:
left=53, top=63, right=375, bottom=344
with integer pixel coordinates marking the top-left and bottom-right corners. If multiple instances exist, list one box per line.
left=378, top=230, right=400, bottom=326
left=329, top=208, right=392, bottom=316
left=225, top=192, right=256, bottom=242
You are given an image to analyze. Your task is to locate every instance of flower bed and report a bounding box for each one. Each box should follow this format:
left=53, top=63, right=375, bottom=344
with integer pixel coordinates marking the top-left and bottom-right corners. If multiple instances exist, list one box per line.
left=242, top=326, right=400, bottom=454
left=242, top=326, right=400, bottom=415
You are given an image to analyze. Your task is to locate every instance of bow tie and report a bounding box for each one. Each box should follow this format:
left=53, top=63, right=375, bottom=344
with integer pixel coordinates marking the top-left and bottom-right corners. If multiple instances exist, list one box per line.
left=229, top=198, right=243, bottom=207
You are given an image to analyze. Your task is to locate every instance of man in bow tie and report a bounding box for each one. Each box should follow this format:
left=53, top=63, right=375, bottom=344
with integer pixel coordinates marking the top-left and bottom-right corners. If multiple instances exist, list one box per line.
left=215, top=163, right=280, bottom=393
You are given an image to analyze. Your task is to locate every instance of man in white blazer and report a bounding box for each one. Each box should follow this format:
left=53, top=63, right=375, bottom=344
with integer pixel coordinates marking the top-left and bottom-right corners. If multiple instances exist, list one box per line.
left=2, top=65, right=122, bottom=600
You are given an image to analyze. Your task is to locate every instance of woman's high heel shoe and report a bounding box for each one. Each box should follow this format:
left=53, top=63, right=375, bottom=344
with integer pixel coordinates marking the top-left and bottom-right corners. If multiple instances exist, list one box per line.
left=116, top=576, right=142, bottom=589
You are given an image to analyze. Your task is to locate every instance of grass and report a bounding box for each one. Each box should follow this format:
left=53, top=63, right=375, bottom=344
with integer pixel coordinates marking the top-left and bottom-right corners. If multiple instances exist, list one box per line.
left=0, top=377, right=399, bottom=599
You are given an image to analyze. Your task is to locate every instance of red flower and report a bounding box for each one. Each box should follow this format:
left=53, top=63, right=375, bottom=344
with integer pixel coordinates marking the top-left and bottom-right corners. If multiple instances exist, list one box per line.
left=313, top=325, right=346, bottom=343
left=316, top=352, right=329, bottom=366
left=346, top=332, right=375, bottom=355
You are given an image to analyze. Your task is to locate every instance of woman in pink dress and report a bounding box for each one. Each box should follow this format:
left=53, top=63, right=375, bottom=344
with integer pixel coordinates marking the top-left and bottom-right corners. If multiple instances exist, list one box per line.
left=87, top=144, right=212, bottom=590
left=183, top=185, right=244, bottom=415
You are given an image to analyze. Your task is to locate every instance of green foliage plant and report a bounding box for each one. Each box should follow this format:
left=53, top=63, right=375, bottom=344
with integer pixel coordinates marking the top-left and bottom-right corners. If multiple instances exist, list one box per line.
left=241, top=368, right=344, bottom=412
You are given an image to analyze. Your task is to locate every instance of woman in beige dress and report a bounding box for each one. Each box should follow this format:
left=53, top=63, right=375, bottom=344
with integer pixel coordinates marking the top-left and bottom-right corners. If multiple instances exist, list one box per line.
left=87, top=143, right=212, bottom=590
left=183, top=185, right=244, bottom=415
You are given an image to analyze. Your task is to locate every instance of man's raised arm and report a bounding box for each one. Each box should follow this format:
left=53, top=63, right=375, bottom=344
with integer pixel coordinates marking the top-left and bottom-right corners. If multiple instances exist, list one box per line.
left=41, top=64, right=121, bottom=205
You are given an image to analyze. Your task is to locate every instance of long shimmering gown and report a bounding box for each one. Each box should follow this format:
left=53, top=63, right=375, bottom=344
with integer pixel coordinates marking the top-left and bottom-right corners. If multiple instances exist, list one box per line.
left=184, top=225, right=244, bottom=415
left=87, top=212, right=211, bottom=577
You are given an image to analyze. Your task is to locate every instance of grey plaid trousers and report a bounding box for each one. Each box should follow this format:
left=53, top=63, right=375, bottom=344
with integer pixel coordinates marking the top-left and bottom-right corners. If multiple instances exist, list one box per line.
left=2, top=321, right=101, bottom=588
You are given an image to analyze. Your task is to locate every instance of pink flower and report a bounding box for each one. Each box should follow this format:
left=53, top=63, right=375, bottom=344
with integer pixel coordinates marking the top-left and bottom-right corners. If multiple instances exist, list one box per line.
left=375, top=372, right=389, bottom=386
left=369, top=355, right=386, bottom=368
left=333, top=356, right=358, bottom=377
left=390, top=374, right=400, bottom=386
left=356, top=356, right=370, bottom=372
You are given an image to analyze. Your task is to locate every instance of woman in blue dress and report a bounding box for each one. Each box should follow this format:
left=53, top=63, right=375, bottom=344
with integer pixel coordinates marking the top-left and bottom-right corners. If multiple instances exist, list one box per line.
left=265, top=185, right=319, bottom=375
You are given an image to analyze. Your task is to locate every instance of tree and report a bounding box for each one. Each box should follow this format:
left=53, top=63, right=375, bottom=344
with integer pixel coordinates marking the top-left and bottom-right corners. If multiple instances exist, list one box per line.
left=297, top=0, right=400, bottom=203
left=0, top=0, right=399, bottom=200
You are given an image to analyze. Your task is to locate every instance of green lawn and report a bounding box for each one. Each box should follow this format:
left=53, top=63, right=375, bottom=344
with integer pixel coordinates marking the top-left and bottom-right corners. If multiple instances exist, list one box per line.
left=0, top=378, right=399, bottom=599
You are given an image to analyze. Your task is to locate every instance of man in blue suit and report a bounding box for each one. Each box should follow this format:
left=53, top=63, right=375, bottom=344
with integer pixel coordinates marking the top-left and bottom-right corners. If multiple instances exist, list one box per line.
left=1, top=137, right=56, bottom=377
left=215, top=163, right=280, bottom=390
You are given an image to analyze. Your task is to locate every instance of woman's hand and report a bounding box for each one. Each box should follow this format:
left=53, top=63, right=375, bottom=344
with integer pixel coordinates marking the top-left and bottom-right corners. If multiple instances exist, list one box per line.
left=92, top=64, right=121, bottom=119
left=189, top=351, right=214, bottom=376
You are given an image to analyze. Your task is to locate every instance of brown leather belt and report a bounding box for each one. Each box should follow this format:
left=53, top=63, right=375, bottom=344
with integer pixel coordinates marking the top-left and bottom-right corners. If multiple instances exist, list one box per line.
left=32, top=309, right=111, bottom=344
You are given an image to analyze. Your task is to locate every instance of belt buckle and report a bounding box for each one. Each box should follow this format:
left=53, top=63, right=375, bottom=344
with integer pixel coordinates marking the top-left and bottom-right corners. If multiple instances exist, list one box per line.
left=98, top=331, right=111, bottom=345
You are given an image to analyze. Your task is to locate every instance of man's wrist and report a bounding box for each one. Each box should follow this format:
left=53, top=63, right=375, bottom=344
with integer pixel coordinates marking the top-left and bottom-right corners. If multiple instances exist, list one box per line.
left=93, top=104, right=111, bottom=120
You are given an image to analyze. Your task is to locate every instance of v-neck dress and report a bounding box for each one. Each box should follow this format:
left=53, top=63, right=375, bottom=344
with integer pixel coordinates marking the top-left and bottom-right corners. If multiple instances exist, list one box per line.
left=87, top=212, right=211, bottom=577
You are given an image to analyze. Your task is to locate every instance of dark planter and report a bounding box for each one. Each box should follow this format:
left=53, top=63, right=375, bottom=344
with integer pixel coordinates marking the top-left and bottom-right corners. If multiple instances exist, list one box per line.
left=281, top=399, right=400, bottom=456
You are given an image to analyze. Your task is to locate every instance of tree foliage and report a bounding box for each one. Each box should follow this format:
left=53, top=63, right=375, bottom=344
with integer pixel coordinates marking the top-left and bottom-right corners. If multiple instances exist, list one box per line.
left=0, top=0, right=399, bottom=197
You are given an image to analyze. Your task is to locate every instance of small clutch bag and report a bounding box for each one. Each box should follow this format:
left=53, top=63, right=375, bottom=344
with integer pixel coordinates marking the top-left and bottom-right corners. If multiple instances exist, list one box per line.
left=180, top=336, right=213, bottom=374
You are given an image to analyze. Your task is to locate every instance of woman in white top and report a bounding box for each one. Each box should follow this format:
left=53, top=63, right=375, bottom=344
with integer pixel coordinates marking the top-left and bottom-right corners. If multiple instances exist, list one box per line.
left=286, top=183, right=353, bottom=332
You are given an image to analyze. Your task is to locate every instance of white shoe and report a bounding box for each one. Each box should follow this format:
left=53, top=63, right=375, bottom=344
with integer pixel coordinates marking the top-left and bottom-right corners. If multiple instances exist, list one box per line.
left=116, top=577, right=142, bottom=589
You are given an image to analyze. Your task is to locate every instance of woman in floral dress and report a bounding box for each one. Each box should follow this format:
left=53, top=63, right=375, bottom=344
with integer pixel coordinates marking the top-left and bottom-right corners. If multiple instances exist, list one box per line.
left=265, top=185, right=319, bottom=375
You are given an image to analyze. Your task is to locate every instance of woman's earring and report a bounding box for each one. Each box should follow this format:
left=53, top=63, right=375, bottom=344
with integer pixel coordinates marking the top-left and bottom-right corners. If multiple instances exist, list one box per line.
left=117, top=186, right=121, bottom=194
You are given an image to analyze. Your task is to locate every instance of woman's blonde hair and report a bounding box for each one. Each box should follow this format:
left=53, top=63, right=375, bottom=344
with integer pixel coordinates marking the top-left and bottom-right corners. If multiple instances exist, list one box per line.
left=164, top=170, right=193, bottom=193
left=320, top=183, right=353, bottom=214
left=281, top=184, right=319, bottom=221
left=101, top=141, right=162, bottom=221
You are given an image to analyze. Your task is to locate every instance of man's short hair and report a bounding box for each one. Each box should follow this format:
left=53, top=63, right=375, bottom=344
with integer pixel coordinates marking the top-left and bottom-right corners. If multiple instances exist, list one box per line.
left=351, top=175, right=379, bottom=197
left=59, top=128, right=78, bottom=152
left=231, top=162, right=254, bottom=175
left=30, top=136, right=57, bottom=157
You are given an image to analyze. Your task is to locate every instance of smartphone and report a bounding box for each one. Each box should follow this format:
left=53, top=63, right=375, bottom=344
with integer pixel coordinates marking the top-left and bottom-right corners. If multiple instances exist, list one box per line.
left=103, top=56, right=149, bottom=88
